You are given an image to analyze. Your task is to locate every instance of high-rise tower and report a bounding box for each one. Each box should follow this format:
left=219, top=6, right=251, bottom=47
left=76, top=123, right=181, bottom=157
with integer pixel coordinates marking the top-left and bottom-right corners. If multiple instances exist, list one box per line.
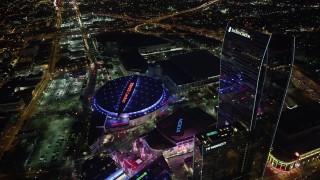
left=216, top=22, right=295, bottom=178
left=193, top=122, right=250, bottom=179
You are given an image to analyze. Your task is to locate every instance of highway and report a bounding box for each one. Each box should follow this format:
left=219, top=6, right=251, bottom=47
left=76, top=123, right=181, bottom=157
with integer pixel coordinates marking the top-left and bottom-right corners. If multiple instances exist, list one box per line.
left=291, top=67, right=320, bottom=103
left=0, top=6, right=62, bottom=159
left=0, top=73, right=51, bottom=159
left=133, top=0, right=224, bottom=40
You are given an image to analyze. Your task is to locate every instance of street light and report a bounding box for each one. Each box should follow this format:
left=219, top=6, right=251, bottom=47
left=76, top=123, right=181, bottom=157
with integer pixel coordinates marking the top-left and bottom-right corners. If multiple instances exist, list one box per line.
left=294, top=152, right=301, bottom=168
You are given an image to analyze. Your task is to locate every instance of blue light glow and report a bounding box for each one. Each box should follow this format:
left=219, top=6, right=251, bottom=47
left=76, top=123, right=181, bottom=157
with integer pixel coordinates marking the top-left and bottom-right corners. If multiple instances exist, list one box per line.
left=92, top=76, right=170, bottom=121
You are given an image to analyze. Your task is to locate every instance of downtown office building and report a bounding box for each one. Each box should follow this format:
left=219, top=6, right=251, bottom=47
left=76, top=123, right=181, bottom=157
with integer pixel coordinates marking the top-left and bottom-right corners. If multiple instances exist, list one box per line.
left=193, top=22, right=295, bottom=179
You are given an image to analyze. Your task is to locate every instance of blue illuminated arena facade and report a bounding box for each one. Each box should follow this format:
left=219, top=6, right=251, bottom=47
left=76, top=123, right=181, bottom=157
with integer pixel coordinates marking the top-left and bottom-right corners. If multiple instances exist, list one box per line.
left=93, top=75, right=170, bottom=127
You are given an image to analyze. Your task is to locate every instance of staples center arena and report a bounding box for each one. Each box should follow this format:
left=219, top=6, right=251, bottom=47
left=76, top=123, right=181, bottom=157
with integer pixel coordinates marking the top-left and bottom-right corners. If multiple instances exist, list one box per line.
left=93, top=75, right=170, bottom=128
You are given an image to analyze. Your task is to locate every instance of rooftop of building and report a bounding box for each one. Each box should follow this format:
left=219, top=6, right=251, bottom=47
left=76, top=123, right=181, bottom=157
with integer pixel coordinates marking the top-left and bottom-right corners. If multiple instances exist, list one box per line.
left=95, top=32, right=169, bottom=48
left=196, top=123, right=240, bottom=147
left=93, top=75, right=169, bottom=119
left=128, top=155, right=172, bottom=180
left=158, top=50, right=220, bottom=85
left=192, top=122, right=249, bottom=158
left=155, top=107, right=215, bottom=144
left=272, top=105, right=320, bottom=162
left=278, top=105, right=320, bottom=136
left=119, top=50, right=147, bottom=73
left=2, top=77, right=41, bottom=89
left=81, top=152, right=121, bottom=180
left=143, top=128, right=175, bottom=150
left=0, top=95, right=22, bottom=104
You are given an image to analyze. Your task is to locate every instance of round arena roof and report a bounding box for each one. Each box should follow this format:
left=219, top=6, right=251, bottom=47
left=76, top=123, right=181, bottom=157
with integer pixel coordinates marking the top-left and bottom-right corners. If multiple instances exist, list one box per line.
left=93, top=75, right=169, bottom=120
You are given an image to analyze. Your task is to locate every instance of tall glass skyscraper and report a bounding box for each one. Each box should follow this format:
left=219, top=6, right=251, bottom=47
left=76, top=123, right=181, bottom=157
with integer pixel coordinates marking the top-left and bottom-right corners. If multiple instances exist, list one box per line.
left=216, top=22, right=295, bottom=178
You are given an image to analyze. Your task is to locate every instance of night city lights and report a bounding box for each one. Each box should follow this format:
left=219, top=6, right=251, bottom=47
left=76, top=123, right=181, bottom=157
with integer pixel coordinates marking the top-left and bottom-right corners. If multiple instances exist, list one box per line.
left=0, top=0, right=319, bottom=179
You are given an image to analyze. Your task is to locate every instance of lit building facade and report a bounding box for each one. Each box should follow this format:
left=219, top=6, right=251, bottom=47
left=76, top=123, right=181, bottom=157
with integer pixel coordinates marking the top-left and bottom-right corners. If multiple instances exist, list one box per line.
left=216, top=22, right=295, bottom=178
left=267, top=105, right=320, bottom=171
left=141, top=108, right=214, bottom=159
left=268, top=147, right=320, bottom=171
left=193, top=122, right=249, bottom=180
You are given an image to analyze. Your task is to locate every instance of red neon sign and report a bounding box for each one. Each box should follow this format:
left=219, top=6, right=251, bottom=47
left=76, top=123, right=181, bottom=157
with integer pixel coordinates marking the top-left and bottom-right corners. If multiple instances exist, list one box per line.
left=111, top=122, right=127, bottom=126
left=161, top=99, right=169, bottom=106
left=122, top=82, right=135, bottom=104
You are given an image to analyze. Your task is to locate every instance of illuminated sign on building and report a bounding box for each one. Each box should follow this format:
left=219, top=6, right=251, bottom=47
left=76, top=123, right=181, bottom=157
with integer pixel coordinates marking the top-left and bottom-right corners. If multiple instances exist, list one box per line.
left=111, top=122, right=127, bottom=126
left=228, top=27, right=251, bottom=39
left=176, top=118, right=183, bottom=133
left=122, top=82, right=135, bottom=104
left=205, top=141, right=226, bottom=152
left=206, top=131, right=218, bottom=137
left=136, top=172, right=147, bottom=180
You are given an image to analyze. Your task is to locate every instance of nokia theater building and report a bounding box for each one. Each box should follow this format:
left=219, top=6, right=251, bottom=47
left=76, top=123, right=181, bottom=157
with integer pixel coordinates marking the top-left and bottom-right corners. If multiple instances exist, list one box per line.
left=141, top=108, right=214, bottom=158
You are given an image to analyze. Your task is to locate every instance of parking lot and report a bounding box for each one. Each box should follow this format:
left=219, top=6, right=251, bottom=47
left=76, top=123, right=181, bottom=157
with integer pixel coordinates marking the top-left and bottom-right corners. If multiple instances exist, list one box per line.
left=1, top=76, right=86, bottom=174
left=45, top=77, right=83, bottom=101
